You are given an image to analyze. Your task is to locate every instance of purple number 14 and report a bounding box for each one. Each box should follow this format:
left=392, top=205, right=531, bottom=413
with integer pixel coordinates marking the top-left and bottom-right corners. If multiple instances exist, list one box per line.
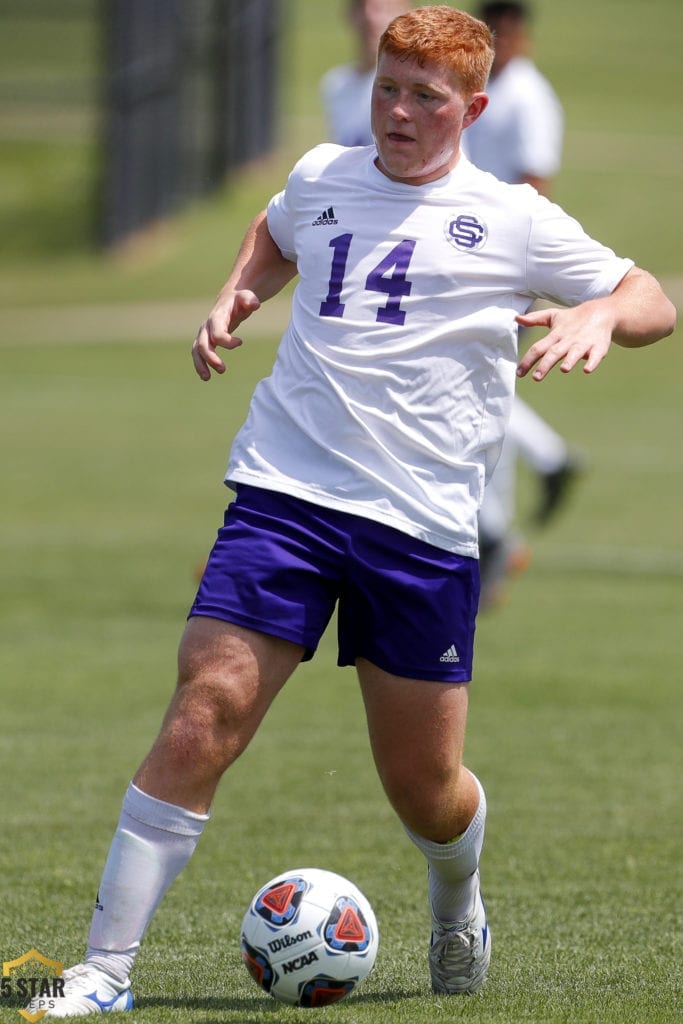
left=319, top=234, right=416, bottom=326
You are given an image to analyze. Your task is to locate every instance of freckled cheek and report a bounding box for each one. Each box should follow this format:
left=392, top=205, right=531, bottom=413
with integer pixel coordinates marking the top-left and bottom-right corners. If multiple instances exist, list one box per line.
left=371, top=99, right=392, bottom=131
left=433, top=128, right=458, bottom=158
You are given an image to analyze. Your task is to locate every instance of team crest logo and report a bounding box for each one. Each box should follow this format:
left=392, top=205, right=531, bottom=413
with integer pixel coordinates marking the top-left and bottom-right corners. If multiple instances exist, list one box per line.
left=444, top=212, right=488, bottom=252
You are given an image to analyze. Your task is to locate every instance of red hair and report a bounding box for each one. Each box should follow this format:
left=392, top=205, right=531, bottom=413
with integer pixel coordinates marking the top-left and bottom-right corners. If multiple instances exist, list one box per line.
left=379, top=5, right=494, bottom=96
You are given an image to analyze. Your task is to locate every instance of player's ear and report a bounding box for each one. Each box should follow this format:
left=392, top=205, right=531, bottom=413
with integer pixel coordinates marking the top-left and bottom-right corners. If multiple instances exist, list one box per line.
left=463, top=93, right=488, bottom=128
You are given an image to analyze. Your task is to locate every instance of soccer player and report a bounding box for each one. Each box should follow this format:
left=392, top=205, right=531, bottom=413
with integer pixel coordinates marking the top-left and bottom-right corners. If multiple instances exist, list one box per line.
left=32, top=6, right=675, bottom=1016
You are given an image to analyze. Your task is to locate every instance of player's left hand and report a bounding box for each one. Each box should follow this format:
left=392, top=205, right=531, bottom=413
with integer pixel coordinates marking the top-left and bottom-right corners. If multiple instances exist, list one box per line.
left=515, top=302, right=614, bottom=381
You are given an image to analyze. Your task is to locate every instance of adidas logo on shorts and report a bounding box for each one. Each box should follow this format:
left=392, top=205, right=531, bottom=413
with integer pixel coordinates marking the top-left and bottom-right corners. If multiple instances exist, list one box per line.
left=439, top=644, right=460, bottom=664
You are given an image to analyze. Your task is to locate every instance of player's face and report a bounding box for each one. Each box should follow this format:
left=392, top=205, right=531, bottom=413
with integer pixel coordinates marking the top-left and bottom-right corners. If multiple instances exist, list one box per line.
left=371, top=51, right=486, bottom=186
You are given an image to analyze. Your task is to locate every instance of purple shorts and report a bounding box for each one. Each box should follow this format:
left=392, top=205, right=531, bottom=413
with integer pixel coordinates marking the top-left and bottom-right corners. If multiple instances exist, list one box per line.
left=190, top=485, right=480, bottom=682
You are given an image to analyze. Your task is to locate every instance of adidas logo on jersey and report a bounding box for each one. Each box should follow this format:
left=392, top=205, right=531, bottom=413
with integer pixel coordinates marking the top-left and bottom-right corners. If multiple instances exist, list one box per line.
left=439, top=644, right=460, bottom=663
left=312, top=206, right=338, bottom=226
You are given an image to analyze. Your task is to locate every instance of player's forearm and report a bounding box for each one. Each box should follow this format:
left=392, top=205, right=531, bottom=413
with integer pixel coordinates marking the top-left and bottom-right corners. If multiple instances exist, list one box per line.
left=608, top=267, right=676, bottom=347
left=220, top=209, right=298, bottom=303
left=521, top=173, right=552, bottom=197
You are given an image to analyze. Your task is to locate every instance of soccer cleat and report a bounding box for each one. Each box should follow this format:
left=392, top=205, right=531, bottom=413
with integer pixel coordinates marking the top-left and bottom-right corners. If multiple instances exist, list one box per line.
left=534, top=457, right=583, bottom=527
left=25, top=963, right=133, bottom=1017
left=429, top=878, right=491, bottom=995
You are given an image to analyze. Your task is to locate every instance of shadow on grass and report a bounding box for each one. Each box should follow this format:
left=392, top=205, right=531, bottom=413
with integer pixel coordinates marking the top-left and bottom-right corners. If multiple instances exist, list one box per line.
left=135, top=986, right=426, bottom=1015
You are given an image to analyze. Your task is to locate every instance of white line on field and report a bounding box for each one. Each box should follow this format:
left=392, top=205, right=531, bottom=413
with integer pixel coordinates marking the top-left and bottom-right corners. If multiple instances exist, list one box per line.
left=0, top=277, right=680, bottom=348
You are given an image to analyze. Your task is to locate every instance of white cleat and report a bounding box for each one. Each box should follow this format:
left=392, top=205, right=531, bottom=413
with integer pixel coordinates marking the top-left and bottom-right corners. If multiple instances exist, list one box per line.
left=429, top=878, right=491, bottom=994
left=26, top=963, right=133, bottom=1017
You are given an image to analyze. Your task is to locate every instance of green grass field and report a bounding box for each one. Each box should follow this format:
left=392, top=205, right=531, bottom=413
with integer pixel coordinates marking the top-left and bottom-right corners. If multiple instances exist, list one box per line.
left=1, top=1, right=681, bottom=1022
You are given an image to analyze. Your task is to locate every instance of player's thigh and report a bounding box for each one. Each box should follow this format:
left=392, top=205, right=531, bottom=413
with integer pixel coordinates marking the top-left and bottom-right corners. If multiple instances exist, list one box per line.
left=338, top=519, right=479, bottom=682
left=356, top=658, right=470, bottom=783
left=176, top=616, right=304, bottom=728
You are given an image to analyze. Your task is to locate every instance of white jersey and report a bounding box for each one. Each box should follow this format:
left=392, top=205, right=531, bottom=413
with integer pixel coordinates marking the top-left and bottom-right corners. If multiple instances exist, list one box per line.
left=227, top=145, right=632, bottom=556
left=462, top=56, right=563, bottom=184
left=320, top=65, right=375, bottom=147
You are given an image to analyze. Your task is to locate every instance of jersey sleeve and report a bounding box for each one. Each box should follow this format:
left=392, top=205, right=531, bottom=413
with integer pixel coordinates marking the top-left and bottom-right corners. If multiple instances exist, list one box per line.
left=266, top=184, right=297, bottom=262
left=266, top=147, right=316, bottom=261
left=526, top=196, right=634, bottom=305
left=266, top=145, right=345, bottom=262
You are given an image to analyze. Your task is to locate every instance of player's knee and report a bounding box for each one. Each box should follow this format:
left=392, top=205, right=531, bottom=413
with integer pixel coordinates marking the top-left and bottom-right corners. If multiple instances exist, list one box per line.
left=158, top=675, right=257, bottom=780
left=381, top=757, right=463, bottom=820
left=173, top=669, right=257, bottom=735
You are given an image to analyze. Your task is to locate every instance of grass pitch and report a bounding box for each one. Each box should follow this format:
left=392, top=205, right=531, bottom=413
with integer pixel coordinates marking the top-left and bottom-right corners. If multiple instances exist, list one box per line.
left=2, top=331, right=681, bottom=1024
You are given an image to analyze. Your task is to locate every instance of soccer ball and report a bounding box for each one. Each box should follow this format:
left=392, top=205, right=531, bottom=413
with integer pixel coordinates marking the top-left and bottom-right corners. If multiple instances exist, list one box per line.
left=240, top=867, right=379, bottom=1007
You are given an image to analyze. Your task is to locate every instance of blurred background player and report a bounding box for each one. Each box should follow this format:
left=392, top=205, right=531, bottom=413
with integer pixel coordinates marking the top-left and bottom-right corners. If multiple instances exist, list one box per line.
left=462, top=0, right=582, bottom=607
left=463, top=0, right=561, bottom=192
left=320, top=0, right=410, bottom=147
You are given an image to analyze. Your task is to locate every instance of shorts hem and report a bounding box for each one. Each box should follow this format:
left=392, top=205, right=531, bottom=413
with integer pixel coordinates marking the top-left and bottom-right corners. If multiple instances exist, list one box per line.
left=338, top=651, right=472, bottom=684
left=188, top=607, right=318, bottom=659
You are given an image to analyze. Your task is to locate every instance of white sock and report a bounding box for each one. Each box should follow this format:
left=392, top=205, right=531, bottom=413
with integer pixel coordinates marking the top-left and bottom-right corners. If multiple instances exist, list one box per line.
left=85, top=783, right=209, bottom=984
left=404, top=774, right=486, bottom=927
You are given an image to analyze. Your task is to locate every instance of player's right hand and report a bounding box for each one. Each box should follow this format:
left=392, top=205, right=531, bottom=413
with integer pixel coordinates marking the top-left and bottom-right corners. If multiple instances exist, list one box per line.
left=192, top=289, right=261, bottom=380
